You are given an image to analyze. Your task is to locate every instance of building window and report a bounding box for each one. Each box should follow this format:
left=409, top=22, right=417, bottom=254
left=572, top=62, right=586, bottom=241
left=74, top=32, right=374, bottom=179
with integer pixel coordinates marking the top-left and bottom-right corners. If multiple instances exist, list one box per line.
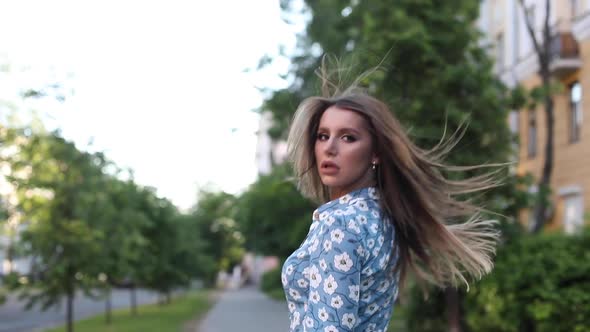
left=527, top=109, right=537, bottom=158
left=496, top=33, right=505, bottom=71
left=569, top=81, right=582, bottom=143
left=563, top=193, right=584, bottom=234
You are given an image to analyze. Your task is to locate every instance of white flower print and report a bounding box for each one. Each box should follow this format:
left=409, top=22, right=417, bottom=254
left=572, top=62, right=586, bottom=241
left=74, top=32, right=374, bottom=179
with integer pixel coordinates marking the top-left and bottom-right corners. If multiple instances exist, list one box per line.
left=361, top=277, right=375, bottom=291
left=372, top=248, right=380, bottom=257
left=361, top=292, right=371, bottom=302
left=304, top=316, right=314, bottom=328
left=285, top=264, right=294, bottom=275
left=319, top=259, right=328, bottom=271
left=289, top=288, right=301, bottom=300
left=281, top=273, right=287, bottom=286
left=367, top=238, right=375, bottom=249
left=302, top=266, right=310, bottom=279
left=325, top=215, right=336, bottom=226
left=379, top=254, right=389, bottom=268
left=297, top=250, right=306, bottom=259
left=333, top=209, right=344, bottom=216
left=318, top=307, right=329, bottom=321
left=348, top=285, right=360, bottom=302
left=342, top=313, right=357, bottom=329
left=308, top=238, right=319, bottom=254
left=356, top=214, right=368, bottom=224
left=356, top=245, right=366, bottom=256
left=323, top=239, right=332, bottom=252
left=339, top=194, right=352, bottom=204
left=362, top=266, right=374, bottom=275
left=343, top=206, right=356, bottom=215
left=365, top=303, right=380, bottom=315
left=377, top=280, right=390, bottom=292
left=355, top=200, right=369, bottom=211
left=290, top=311, right=300, bottom=329
left=309, top=265, right=322, bottom=288
left=370, top=223, right=379, bottom=234
left=348, top=220, right=361, bottom=233
left=323, top=275, right=338, bottom=295
left=330, top=295, right=343, bottom=309
left=368, top=187, right=379, bottom=199
left=330, top=229, right=344, bottom=243
left=310, top=290, right=320, bottom=303
left=371, top=210, right=380, bottom=218
left=288, top=301, right=296, bottom=313
left=334, top=252, right=353, bottom=272
left=378, top=235, right=385, bottom=246
left=324, top=326, right=338, bottom=332
left=319, top=211, right=330, bottom=220
left=297, top=278, right=308, bottom=288
left=313, top=210, right=320, bottom=220
left=365, top=323, right=377, bottom=332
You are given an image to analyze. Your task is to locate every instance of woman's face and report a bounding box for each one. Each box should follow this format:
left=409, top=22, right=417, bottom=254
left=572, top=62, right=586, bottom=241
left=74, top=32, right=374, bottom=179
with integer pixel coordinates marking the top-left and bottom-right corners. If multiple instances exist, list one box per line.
left=314, top=106, right=377, bottom=199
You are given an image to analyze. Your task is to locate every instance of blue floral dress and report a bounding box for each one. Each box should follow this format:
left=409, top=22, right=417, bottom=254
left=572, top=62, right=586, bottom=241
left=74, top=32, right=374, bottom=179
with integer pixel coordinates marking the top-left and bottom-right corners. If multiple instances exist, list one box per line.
left=282, top=187, right=399, bottom=332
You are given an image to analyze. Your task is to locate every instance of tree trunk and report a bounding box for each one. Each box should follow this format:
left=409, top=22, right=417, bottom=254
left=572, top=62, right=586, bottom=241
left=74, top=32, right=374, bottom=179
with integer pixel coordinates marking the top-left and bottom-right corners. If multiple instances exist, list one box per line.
left=531, top=68, right=555, bottom=233
left=130, top=284, right=137, bottom=316
left=445, top=288, right=462, bottom=332
left=66, top=286, right=74, bottom=332
left=105, top=288, right=112, bottom=324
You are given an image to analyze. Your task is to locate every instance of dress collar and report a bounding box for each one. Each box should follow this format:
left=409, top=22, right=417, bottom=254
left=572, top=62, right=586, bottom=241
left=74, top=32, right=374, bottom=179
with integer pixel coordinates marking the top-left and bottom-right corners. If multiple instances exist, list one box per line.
left=313, top=186, right=379, bottom=219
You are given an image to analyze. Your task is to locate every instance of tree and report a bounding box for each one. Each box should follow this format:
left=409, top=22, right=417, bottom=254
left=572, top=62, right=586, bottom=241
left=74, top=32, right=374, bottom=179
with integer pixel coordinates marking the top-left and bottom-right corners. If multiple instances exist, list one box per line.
left=4, top=129, right=107, bottom=332
left=190, top=190, right=245, bottom=286
left=235, top=164, right=315, bottom=258
left=518, top=0, right=556, bottom=233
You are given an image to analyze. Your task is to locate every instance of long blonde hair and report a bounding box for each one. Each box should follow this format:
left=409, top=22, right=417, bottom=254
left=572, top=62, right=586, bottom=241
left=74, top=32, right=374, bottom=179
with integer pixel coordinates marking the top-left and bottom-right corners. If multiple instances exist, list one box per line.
left=287, top=80, right=502, bottom=290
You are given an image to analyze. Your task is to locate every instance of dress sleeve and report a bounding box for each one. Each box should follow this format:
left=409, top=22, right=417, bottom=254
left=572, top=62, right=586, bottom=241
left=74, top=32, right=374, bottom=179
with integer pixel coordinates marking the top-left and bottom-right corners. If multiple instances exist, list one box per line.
left=303, top=218, right=363, bottom=331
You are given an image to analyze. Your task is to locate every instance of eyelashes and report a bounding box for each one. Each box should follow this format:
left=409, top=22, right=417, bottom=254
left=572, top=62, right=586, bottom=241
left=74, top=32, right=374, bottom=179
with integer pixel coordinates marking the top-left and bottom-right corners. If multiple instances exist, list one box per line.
left=316, top=133, right=357, bottom=142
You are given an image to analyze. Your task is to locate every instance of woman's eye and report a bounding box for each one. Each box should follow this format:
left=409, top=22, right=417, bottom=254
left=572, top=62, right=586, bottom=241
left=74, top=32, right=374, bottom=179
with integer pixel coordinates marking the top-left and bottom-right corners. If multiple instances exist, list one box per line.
left=342, top=135, right=357, bottom=142
left=317, top=133, right=328, bottom=141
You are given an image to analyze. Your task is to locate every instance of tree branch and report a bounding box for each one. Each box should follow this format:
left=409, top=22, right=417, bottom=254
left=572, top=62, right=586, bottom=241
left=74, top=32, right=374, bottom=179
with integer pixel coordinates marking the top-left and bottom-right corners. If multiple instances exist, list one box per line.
left=518, top=0, right=545, bottom=61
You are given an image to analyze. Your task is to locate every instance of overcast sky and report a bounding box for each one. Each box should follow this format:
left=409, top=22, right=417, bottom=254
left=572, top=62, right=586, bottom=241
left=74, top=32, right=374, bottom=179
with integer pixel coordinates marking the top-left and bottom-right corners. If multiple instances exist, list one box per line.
left=0, top=0, right=304, bottom=210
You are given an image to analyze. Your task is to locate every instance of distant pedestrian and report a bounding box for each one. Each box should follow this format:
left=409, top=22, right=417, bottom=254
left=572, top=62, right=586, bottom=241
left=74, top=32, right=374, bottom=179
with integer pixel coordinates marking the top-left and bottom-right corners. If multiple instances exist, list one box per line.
left=281, top=64, right=501, bottom=331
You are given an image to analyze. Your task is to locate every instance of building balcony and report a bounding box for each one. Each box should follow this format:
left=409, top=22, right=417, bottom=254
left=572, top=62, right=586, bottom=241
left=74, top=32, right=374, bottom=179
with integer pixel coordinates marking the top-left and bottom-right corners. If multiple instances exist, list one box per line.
left=549, top=32, right=582, bottom=78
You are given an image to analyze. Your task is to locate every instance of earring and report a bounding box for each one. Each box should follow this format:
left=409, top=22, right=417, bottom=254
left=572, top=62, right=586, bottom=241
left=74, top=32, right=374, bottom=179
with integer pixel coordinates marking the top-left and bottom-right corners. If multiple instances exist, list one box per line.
left=372, top=162, right=377, bottom=170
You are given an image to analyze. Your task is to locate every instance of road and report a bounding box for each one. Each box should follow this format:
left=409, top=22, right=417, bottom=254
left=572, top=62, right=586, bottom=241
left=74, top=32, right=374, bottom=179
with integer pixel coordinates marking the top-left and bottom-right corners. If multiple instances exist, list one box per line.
left=0, top=288, right=159, bottom=332
left=198, top=286, right=289, bottom=332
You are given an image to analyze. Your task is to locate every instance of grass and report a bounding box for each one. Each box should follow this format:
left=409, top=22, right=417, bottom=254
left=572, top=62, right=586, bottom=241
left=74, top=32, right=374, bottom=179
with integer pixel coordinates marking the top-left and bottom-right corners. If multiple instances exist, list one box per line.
left=46, top=290, right=213, bottom=332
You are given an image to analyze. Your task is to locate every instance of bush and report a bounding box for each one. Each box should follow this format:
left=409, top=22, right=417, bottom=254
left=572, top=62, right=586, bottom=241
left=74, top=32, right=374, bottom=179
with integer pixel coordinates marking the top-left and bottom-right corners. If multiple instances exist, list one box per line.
left=260, top=266, right=283, bottom=294
left=465, top=229, right=590, bottom=332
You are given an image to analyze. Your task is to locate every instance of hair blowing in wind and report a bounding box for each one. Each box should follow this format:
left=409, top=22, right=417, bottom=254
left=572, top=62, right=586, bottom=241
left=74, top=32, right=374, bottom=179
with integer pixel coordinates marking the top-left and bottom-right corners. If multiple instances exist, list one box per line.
left=287, top=61, right=504, bottom=291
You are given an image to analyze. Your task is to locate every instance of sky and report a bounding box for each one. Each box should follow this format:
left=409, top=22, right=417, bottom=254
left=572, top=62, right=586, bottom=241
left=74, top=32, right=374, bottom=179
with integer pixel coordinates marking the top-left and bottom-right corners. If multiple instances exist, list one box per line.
left=0, top=1, right=304, bottom=211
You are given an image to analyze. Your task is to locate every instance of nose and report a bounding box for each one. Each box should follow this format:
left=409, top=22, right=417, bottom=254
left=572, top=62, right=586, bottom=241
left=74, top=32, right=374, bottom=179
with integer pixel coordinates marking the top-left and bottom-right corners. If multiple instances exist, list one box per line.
left=323, top=136, right=337, bottom=156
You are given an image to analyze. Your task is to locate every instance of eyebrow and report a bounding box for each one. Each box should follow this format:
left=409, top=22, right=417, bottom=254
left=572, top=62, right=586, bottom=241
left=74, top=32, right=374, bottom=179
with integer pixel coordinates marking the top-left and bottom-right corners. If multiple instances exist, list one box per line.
left=317, top=127, right=363, bottom=136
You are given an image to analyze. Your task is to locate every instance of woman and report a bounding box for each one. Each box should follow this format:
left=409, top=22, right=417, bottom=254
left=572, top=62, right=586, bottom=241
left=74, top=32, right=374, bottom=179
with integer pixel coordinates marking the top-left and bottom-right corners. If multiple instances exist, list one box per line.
left=281, top=82, right=500, bottom=331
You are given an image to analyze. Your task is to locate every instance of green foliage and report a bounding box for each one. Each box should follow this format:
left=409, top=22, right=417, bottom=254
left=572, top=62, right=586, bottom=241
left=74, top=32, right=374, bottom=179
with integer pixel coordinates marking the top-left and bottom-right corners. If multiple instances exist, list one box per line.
left=235, top=164, right=315, bottom=257
left=464, top=229, right=590, bottom=332
left=260, top=266, right=283, bottom=294
left=189, top=190, right=244, bottom=286
left=405, top=286, right=448, bottom=332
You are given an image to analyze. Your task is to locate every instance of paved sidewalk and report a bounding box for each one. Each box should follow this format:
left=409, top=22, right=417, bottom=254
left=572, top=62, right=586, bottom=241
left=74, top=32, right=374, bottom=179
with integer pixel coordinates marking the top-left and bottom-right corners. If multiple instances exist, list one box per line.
left=198, top=286, right=289, bottom=332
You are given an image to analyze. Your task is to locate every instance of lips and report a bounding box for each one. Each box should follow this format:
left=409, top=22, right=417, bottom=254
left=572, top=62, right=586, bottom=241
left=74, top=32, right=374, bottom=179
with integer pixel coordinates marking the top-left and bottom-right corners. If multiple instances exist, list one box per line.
left=320, top=161, right=339, bottom=175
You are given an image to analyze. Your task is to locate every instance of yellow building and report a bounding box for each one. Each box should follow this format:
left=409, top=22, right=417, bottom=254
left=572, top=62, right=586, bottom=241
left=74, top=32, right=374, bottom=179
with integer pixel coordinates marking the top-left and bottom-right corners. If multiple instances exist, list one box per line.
left=479, top=0, right=589, bottom=233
